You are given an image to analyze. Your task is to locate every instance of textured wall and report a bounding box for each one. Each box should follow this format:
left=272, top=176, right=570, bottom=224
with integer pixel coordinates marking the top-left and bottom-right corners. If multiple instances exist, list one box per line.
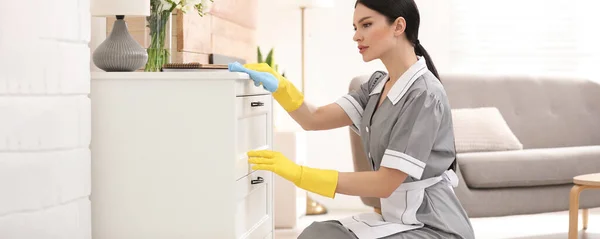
left=0, top=0, right=92, bottom=237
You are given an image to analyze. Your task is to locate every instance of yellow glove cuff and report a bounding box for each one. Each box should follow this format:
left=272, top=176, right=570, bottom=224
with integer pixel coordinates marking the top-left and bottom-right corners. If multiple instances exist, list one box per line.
left=273, top=79, right=304, bottom=112
left=295, top=166, right=339, bottom=198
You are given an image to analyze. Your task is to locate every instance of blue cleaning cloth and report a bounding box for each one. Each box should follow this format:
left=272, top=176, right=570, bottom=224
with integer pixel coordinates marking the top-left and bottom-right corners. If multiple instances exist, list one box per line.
left=228, top=62, right=279, bottom=92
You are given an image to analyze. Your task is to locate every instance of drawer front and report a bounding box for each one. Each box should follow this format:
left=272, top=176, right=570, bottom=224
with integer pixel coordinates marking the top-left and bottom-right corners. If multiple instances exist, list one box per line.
left=235, top=170, right=273, bottom=239
left=235, top=78, right=270, bottom=96
left=235, top=95, right=272, bottom=180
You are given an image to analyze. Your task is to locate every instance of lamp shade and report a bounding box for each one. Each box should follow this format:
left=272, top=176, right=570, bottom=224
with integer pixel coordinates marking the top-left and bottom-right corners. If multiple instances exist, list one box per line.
left=91, top=0, right=150, bottom=16
left=298, top=0, right=334, bottom=8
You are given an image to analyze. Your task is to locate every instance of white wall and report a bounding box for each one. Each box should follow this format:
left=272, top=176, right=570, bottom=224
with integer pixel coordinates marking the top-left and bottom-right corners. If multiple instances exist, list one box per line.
left=256, top=0, right=451, bottom=210
left=0, top=0, right=92, bottom=237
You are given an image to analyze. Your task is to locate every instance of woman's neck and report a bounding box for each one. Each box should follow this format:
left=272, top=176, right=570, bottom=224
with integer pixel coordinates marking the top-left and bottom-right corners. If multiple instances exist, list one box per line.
left=380, top=45, right=418, bottom=84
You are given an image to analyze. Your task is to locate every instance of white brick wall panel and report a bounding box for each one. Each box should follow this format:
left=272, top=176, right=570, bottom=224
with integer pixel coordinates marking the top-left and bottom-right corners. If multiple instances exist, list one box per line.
left=0, top=96, right=89, bottom=151
left=79, top=0, right=92, bottom=43
left=1, top=26, right=88, bottom=96
left=38, top=0, right=80, bottom=41
left=0, top=0, right=91, bottom=236
left=0, top=148, right=90, bottom=216
left=28, top=41, right=51, bottom=95
left=0, top=38, right=39, bottom=95
left=36, top=0, right=54, bottom=39
left=11, top=41, right=46, bottom=95
left=0, top=3, right=34, bottom=94
left=0, top=197, right=91, bottom=239
left=0, top=2, right=37, bottom=41
left=58, top=43, right=91, bottom=95
left=45, top=41, right=63, bottom=95
left=80, top=97, right=92, bottom=150
left=0, top=8, right=93, bottom=95
left=39, top=41, right=90, bottom=95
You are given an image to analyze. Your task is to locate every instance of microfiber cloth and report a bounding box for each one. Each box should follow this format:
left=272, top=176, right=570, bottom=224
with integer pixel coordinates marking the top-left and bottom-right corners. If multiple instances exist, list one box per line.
left=228, top=62, right=279, bottom=92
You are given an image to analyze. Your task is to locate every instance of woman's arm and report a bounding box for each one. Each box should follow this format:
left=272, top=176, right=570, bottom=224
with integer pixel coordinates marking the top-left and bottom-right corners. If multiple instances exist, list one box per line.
left=336, top=167, right=408, bottom=198
left=229, top=63, right=360, bottom=131
left=288, top=101, right=353, bottom=131
left=248, top=150, right=407, bottom=199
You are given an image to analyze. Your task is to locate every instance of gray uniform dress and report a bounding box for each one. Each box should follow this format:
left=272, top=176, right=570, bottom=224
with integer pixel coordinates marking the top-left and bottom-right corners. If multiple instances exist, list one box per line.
left=297, top=57, right=475, bottom=239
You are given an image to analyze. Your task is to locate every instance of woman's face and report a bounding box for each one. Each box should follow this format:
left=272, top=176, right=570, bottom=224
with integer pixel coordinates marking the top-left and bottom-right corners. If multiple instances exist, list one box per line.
left=353, top=3, right=397, bottom=62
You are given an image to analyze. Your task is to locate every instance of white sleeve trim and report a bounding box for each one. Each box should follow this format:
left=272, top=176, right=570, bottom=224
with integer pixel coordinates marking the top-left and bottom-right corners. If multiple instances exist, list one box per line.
left=349, top=124, right=359, bottom=134
left=335, top=95, right=363, bottom=129
left=380, top=149, right=425, bottom=180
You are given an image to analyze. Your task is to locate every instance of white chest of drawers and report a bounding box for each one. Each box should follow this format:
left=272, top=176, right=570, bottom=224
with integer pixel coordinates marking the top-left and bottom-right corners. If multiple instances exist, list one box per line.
left=90, top=71, right=274, bottom=239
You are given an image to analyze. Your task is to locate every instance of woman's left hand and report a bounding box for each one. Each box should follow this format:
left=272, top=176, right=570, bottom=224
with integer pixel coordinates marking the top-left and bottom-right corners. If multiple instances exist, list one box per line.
left=248, top=150, right=339, bottom=198
left=248, top=150, right=302, bottom=184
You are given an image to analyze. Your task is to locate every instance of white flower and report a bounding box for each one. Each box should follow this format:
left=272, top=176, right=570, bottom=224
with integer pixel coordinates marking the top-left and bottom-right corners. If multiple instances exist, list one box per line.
left=187, top=0, right=202, bottom=5
left=200, top=0, right=213, bottom=11
left=181, top=4, right=195, bottom=13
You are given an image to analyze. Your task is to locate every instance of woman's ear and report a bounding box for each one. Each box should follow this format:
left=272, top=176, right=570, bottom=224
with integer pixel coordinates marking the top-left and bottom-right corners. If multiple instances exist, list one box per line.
left=393, top=17, right=406, bottom=36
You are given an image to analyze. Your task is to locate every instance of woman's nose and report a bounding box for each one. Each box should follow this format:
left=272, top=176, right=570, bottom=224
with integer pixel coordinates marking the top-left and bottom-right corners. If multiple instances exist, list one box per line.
left=353, top=31, right=362, bottom=42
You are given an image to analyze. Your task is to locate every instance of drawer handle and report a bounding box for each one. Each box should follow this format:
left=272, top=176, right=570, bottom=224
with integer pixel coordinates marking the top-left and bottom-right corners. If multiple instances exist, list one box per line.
left=251, top=176, right=264, bottom=184
left=250, top=101, right=264, bottom=107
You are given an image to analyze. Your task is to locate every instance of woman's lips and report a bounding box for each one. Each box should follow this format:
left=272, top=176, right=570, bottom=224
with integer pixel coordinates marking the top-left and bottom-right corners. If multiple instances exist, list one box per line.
left=358, top=46, right=369, bottom=54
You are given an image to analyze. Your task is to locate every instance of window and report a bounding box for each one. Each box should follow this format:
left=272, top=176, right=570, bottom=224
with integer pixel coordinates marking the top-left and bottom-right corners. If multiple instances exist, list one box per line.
left=444, top=0, right=600, bottom=79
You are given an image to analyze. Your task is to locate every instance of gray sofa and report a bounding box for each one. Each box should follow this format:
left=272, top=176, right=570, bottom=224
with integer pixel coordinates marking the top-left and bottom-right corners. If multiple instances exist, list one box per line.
left=348, top=74, right=600, bottom=217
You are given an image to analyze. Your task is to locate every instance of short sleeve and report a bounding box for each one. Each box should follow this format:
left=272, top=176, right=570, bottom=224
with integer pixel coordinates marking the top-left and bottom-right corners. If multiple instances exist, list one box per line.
left=380, top=91, right=444, bottom=180
left=335, top=71, right=386, bottom=132
left=335, top=84, right=369, bottom=131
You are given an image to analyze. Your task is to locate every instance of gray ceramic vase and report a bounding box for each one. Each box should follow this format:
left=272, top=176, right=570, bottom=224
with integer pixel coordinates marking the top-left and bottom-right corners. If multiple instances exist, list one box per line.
left=93, top=15, right=148, bottom=72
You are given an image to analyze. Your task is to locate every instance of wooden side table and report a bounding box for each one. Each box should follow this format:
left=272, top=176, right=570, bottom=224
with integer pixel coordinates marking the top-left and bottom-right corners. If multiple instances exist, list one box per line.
left=569, top=173, right=600, bottom=239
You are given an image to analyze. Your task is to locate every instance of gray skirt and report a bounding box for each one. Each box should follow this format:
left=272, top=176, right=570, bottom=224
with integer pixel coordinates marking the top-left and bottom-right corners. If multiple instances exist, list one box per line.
left=297, top=183, right=475, bottom=239
left=297, top=220, right=460, bottom=239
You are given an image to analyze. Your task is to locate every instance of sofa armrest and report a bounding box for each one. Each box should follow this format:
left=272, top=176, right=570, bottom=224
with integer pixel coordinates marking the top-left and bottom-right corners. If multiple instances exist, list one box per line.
left=349, top=74, right=371, bottom=92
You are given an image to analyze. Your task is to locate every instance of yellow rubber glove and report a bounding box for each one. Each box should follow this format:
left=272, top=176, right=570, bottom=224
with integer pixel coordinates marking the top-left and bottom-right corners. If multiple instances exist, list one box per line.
left=248, top=150, right=338, bottom=198
left=243, top=63, right=304, bottom=112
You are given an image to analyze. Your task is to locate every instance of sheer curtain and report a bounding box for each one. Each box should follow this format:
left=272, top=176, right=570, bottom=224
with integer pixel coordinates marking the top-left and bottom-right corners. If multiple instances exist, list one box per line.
left=444, top=0, right=600, bottom=79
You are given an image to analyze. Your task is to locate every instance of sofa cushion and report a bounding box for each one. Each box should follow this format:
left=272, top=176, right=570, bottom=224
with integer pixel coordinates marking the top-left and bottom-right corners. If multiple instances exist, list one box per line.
left=451, top=107, right=523, bottom=153
left=458, top=146, right=600, bottom=189
left=443, top=75, right=600, bottom=149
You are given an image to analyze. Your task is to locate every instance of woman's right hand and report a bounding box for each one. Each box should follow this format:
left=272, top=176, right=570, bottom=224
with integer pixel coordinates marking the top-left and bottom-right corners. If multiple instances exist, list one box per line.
left=229, top=62, right=352, bottom=131
left=228, top=62, right=280, bottom=92
left=229, top=62, right=305, bottom=112
left=242, top=63, right=284, bottom=84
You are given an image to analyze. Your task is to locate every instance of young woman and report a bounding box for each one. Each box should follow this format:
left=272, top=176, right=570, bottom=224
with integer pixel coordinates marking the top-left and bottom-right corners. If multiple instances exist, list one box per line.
left=228, top=0, right=475, bottom=238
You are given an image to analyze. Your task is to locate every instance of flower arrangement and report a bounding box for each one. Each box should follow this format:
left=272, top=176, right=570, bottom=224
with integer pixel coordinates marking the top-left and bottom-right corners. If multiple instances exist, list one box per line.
left=145, top=0, right=214, bottom=72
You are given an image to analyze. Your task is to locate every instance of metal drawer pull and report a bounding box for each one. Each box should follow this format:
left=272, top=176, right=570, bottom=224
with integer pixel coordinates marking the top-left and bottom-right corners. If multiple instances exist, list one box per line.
left=251, top=176, right=264, bottom=184
left=250, top=101, right=264, bottom=107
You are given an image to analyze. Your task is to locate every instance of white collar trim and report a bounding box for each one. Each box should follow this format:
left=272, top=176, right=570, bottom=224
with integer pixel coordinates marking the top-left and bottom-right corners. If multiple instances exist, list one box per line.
left=369, top=56, right=428, bottom=105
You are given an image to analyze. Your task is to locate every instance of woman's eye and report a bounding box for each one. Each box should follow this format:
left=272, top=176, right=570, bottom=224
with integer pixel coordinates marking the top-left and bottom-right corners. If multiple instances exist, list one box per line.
left=353, top=23, right=371, bottom=31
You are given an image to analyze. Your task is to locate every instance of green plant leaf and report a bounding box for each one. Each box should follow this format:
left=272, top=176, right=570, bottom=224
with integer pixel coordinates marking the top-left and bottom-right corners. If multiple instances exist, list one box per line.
left=265, top=48, right=274, bottom=67
left=257, top=46, right=263, bottom=63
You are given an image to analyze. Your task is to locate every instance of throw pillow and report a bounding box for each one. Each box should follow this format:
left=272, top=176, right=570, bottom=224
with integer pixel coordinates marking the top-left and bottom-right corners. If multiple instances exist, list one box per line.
left=451, top=107, right=523, bottom=153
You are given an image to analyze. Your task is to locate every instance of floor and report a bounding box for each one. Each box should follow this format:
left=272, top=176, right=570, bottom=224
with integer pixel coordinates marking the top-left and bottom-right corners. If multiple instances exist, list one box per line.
left=275, top=207, right=600, bottom=239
